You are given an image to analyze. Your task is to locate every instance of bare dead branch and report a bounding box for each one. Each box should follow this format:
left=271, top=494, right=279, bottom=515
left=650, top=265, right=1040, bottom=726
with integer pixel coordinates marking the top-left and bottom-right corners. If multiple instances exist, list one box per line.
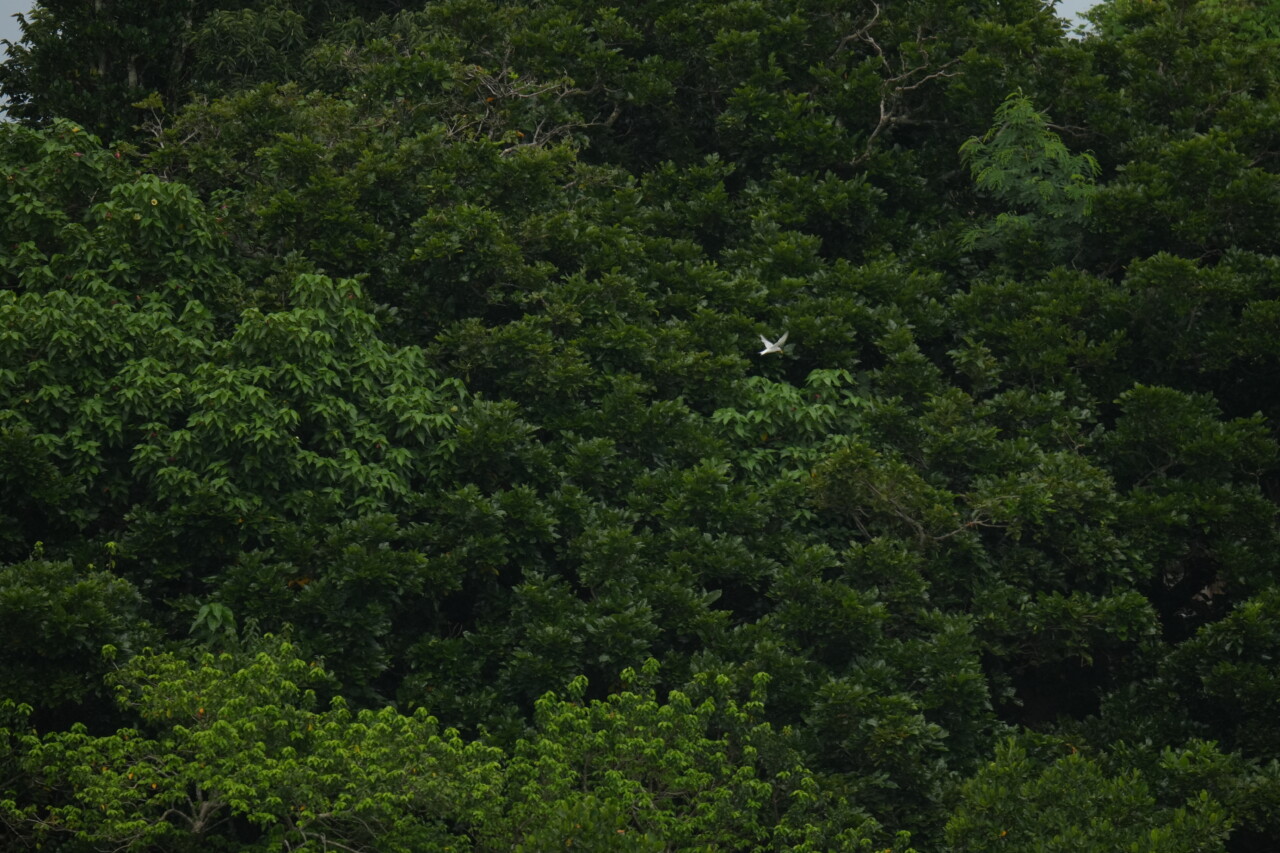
left=845, top=7, right=964, bottom=167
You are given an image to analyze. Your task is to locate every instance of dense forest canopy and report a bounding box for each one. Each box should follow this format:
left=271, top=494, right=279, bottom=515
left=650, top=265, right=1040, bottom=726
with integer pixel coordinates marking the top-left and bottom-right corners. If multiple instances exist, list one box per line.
left=1, top=0, right=1279, bottom=849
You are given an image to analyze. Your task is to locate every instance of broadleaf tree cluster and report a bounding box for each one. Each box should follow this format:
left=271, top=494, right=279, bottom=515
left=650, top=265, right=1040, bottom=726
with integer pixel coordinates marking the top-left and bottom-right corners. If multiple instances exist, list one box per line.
left=2, top=0, right=1279, bottom=849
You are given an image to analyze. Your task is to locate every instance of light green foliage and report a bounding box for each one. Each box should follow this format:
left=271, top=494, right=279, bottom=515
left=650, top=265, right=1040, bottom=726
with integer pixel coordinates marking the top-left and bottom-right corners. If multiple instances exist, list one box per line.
left=1200, top=0, right=1280, bottom=37
left=960, top=92, right=1100, bottom=266
left=2, top=636, right=503, bottom=852
left=499, top=666, right=902, bottom=852
left=0, top=641, right=908, bottom=851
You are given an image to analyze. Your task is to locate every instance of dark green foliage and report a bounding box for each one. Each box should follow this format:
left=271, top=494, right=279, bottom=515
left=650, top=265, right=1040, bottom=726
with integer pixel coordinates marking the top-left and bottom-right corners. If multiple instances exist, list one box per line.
left=946, top=737, right=1234, bottom=852
left=0, top=1, right=204, bottom=140
left=2, top=0, right=1279, bottom=849
left=0, top=557, right=151, bottom=722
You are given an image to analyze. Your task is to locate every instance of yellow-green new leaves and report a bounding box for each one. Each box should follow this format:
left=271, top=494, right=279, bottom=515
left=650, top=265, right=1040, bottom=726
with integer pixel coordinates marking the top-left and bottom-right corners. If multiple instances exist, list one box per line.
left=493, top=666, right=908, bottom=851
left=504, top=670, right=789, bottom=850
left=5, top=636, right=503, bottom=852
left=2, top=643, right=903, bottom=852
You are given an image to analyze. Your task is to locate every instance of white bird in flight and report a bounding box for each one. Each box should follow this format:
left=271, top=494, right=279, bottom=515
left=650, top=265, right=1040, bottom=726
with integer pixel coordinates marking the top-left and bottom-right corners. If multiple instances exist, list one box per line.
left=759, top=332, right=788, bottom=355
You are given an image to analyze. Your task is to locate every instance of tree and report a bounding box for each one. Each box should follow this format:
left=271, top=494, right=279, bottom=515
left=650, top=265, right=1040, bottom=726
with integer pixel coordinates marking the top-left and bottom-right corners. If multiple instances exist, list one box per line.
left=0, top=635, right=502, bottom=851
left=0, top=0, right=210, bottom=140
left=2, top=0, right=1280, bottom=849
left=0, top=556, right=151, bottom=728
left=0, top=638, right=912, bottom=851
left=946, top=737, right=1233, bottom=852
left=960, top=91, right=1100, bottom=270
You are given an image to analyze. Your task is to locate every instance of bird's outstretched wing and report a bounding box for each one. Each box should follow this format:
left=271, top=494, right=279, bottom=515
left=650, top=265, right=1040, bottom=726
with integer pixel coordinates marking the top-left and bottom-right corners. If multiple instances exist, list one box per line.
left=758, top=332, right=788, bottom=354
